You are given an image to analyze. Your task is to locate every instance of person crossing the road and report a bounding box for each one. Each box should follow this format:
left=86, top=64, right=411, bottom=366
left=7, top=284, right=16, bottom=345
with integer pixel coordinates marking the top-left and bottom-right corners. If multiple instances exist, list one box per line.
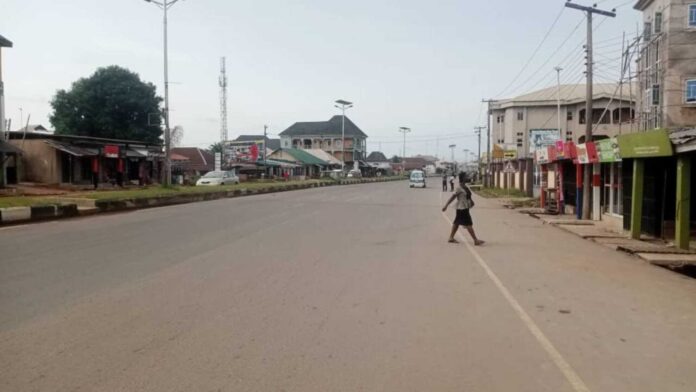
left=442, top=174, right=448, bottom=191
left=442, top=172, right=484, bottom=246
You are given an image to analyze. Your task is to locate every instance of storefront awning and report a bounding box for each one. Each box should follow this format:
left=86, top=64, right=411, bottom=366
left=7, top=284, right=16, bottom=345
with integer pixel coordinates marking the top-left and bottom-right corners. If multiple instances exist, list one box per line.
left=44, top=140, right=98, bottom=157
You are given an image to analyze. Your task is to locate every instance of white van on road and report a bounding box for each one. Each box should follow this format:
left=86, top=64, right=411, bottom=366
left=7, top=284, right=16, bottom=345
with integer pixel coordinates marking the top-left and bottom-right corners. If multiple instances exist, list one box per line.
left=409, top=170, right=426, bottom=188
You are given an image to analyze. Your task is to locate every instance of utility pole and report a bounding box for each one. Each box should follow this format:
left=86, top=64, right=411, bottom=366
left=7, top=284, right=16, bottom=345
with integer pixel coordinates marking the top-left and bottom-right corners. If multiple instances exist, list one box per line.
left=474, top=126, right=485, bottom=182
left=448, top=144, right=457, bottom=173
left=398, top=127, right=411, bottom=160
left=219, top=57, right=228, bottom=143
left=565, top=1, right=616, bottom=220
left=554, top=66, right=563, bottom=140
left=482, top=99, right=495, bottom=187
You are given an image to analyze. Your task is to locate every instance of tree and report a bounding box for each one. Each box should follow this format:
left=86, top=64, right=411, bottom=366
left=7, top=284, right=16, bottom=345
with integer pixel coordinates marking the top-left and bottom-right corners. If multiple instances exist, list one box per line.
left=50, top=66, right=163, bottom=143
left=390, top=155, right=402, bottom=163
left=208, top=142, right=223, bottom=154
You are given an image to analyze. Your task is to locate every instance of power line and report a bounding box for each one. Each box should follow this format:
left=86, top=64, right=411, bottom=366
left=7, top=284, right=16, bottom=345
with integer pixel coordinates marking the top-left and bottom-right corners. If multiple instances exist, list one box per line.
left=495, top=5, right=566, bottom=98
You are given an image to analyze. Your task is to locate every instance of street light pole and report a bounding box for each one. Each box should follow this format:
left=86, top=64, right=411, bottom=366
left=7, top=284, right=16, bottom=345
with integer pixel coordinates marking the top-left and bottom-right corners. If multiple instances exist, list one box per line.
left=449, top=144, right=456, bottom=173
left=145, top=0, right=181, bottom=186
left=398, top=127, right=411, bottom=160
left=334, top=99, right=353, bottom=172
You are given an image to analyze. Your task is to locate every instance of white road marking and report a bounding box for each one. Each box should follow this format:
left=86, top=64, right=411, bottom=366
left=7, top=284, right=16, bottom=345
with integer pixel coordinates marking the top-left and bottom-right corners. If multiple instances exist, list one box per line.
left=440, top=192, right=591, bottom=392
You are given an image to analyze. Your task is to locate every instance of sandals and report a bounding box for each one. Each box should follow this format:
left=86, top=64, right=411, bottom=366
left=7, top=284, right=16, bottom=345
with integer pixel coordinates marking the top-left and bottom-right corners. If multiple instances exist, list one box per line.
left=448, top=239, right=459, bottom=244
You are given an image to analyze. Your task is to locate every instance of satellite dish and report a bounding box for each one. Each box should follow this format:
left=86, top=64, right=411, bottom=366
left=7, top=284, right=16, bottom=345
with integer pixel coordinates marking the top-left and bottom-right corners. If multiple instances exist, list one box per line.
left=171, top=126, right=184, bottom=147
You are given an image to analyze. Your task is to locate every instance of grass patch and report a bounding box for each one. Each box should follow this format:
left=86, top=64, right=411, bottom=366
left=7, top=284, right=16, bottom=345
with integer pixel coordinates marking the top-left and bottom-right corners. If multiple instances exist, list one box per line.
left=76, top=180, right=328, bottom=201
left=0, top=197, right=57, bottom=208
left=474, top=187, right=528, bottom=199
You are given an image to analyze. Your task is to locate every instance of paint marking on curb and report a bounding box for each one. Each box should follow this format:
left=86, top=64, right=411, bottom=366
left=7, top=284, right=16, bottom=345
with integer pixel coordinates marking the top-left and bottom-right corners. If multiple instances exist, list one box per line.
left=440, top=192, right=591, bottom=392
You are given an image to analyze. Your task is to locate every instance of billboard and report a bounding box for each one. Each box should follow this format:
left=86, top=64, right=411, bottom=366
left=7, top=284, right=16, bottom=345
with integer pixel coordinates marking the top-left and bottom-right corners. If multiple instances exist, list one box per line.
left=223, top=140, right=265, bottom=166
left=529, top=129, right=561, bottom=155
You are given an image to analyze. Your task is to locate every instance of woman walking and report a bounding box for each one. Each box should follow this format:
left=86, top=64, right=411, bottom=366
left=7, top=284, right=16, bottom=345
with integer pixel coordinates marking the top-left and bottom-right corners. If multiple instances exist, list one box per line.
left=442, top=172, right=484, bottom=246
left=442, top=174, right=448, bottom=191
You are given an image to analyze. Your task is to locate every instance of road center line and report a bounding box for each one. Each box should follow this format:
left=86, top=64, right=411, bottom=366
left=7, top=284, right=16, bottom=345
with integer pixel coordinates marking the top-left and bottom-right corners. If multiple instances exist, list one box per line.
left=439, top=191, right=591, bottom=392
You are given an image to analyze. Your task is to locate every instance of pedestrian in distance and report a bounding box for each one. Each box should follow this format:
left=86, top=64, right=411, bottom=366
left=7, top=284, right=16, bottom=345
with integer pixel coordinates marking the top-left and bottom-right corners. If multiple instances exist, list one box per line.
left=442, top=174, right=448, bottom=191
left=449, top=175, right=455, bottom=192
left=442, top=172, right=484, bottom=246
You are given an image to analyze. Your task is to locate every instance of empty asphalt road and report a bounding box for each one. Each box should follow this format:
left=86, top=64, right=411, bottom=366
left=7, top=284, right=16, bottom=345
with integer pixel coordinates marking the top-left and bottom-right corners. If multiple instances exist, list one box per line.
left=2, top=181, right=696, bottom=391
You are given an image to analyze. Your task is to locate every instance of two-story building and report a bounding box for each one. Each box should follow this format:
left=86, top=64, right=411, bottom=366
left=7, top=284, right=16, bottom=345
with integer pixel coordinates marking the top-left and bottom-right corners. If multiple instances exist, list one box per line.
left=489, top=83, right=636, bottom=201
left=490, top=83, right=636, bottom=157
left=278, top=115, right=367, bottom=169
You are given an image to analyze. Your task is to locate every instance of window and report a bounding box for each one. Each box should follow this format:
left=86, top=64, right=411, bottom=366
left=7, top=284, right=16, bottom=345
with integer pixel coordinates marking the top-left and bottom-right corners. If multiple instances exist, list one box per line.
left=654, top=12, right=662, bottom=34
left=652, top=84, right=661, bottom=105
left=686, top=79, right=696, bottom=103
left=496, top=116, right=500, bottom=123
left=579, top=109, right=586, bottom=124
left=517, top=112, right=524, bottom=121
left=567, top=111, right=573, bottom=121
left=690, top=4, right=696, bottom=27
left=644, top=22, right=652, bottom=40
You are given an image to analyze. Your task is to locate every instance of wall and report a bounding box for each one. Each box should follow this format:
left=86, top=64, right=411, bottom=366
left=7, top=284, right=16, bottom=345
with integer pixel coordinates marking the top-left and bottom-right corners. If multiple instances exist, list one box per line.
left=638, top=0, right=696, bottom=129
left=9, top=139, right=60, bottom=183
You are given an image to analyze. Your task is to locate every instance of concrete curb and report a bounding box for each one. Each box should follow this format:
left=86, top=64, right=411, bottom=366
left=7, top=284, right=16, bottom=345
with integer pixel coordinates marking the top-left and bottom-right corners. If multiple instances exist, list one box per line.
left=0, top=204, right=79, bottom=225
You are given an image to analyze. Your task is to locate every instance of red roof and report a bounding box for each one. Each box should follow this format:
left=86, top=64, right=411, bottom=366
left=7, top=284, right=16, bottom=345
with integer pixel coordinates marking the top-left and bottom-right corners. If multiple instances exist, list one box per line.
left=171, top=147, right=214, bottom=171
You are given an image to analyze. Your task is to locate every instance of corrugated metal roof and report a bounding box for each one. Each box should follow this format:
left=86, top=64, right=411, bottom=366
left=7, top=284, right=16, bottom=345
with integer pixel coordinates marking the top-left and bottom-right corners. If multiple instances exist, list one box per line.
left=492, top=83, right=637, bottom=109
left=44, top=140, right=98, bottom=157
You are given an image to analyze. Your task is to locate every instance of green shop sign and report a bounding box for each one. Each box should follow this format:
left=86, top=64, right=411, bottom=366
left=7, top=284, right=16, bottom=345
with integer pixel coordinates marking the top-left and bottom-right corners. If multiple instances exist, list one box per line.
left=617, top=130, right=673, bottom=158
left=597, top=137, right=621, bottom=162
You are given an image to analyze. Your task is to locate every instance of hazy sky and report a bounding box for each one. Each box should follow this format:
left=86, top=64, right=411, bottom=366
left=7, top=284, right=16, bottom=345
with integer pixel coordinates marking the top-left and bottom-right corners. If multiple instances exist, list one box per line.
left=2, top=0, right=640, bottom=160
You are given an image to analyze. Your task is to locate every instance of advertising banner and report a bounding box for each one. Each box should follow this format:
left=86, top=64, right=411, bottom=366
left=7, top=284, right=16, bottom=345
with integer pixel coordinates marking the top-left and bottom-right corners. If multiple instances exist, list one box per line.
left=576, top=142, right=599, bottom=164
left=529, top=129, right=560, bottom=155
left=597, top=138, right=621, bottom=163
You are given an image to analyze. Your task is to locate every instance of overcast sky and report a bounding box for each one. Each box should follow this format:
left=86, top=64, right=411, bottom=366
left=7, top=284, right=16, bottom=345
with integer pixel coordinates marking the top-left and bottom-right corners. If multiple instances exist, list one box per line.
left=2, top=0, right=639, bottom=160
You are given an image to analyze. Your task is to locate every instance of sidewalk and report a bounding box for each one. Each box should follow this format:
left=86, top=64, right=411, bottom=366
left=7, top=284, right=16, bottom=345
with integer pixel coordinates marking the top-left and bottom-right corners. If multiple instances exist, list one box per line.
left=530, top=211, right=696, bottom=269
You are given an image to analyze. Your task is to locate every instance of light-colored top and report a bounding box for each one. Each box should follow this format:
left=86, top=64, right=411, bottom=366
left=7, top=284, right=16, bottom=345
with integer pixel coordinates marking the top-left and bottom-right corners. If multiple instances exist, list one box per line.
left=454, top=185, right=472, bottom=210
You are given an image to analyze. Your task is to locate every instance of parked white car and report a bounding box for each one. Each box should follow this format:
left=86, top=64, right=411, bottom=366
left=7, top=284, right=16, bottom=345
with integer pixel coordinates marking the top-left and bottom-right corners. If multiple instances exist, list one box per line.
left=347, top=170, right=362, bottom=178
left=196, top=170, right=240, bottom=186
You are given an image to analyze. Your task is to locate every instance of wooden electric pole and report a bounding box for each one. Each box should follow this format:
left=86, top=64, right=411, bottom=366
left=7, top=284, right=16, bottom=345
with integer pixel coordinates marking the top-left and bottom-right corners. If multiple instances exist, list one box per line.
left=565, top=1, right=616, bottom=220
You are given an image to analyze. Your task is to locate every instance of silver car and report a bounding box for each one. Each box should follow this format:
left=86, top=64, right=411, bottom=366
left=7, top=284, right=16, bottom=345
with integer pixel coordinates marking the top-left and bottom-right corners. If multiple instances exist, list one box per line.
left=196, top=170, right=240, bottom=186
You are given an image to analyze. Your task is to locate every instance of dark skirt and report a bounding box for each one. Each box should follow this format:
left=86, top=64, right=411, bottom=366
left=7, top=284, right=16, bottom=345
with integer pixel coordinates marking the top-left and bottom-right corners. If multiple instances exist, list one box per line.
left=454, top=208, right=473, bottom=226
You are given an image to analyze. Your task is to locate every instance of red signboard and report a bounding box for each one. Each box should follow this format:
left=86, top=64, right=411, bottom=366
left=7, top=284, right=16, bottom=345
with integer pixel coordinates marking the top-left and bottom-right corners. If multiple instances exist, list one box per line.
left=575, top=142, right=599, bottom=164
left=104, top=145, right=119, bottom=158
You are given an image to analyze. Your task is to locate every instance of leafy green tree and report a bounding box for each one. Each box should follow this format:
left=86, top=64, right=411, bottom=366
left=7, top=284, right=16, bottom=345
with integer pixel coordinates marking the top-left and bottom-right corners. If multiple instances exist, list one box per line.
left=208, top=142, right=223, bottom=153
left=390, top=155, right=402, bottom=163
left=50, top=66, right=163, bottom=143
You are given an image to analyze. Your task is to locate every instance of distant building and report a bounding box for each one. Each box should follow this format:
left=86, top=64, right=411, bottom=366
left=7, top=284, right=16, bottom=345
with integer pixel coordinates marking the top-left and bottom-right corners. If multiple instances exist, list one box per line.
left=634, top=0, right=696, bottom=130
left=171, top=147, right=215, bottom=183
left=490, top=83, right=636, bottom=159
left=13, top=124, right=52, bottom=133
left=279, top=115, right=368, bottom=167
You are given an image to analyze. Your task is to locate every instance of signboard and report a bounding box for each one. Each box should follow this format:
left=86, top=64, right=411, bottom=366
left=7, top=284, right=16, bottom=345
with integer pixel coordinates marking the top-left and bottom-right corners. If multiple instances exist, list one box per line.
left=597, top=137, right=621, bottom=163
left=503, top=150, right=518, bottom=160
left=215, top=152, right=222, bottom=171
left=616, top=129, right=673, bottom=158
left=529, top=129, right=560, bottom=155
left=492, top=144, right=505, bottom=159
left=503, top=161, right=517, bottom=173
left=103, top=145, right=119, bottom=158
left=535, top=147, right=550, bottom=164
left=223, top=140, right=265, bottom=164
left=575, top=142, right=599, bottom=164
